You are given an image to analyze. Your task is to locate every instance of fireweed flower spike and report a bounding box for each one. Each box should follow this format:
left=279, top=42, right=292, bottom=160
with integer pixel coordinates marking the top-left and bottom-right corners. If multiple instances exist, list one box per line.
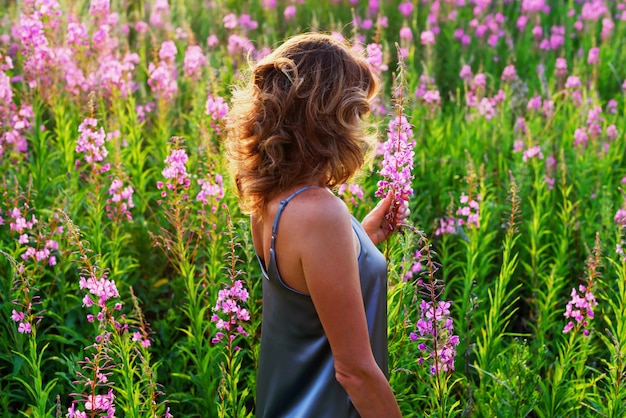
left=408, top=235, right=459, bottom=375
left=376, top=47, right=415, bottom=228
left=157, top=141, right=191, bottom=200
left=563, top=233, right=602, bottom=337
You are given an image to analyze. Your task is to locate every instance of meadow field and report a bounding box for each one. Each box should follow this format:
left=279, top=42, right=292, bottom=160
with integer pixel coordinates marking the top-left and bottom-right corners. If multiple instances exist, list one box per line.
left=1, top=0, right=625, bottom=416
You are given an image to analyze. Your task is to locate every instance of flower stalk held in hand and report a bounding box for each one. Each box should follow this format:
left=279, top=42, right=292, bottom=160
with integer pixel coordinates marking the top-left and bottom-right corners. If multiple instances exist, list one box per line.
left=376, top=47, right=414, bottom=229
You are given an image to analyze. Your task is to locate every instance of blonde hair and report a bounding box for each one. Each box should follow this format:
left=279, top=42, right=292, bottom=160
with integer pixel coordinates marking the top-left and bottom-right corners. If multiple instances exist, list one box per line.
left=225, top=32, right=380, bottom=216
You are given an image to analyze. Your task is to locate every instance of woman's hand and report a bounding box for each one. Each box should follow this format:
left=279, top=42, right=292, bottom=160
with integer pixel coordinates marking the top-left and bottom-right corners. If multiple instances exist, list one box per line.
left=361, top=193, right=411, bottom=245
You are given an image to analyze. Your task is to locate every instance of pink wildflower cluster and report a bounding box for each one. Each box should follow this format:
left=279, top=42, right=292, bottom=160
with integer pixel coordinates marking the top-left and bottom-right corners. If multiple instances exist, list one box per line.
left=435, top=216, right=456, bottom=236
left=376, top=113, right=415, bottom=202
left=157, top=147, right=190, bottom=197
left=183, top=45, right=206, bottom=79
left=365, top=42, right=388, bottom=73
left=67, top=331, right=117, bottom=418
left=227, top=34, right=257, bottom=59
left=554, top=57, right=567, bottom=77
left=148, top=41, right=178, bottom=102
left=14, top=0, right=140, bottom=100
left=67, top=232, right=123, bottom=417
left=501, top=65, right=518, bottom=82
left=14, top=1, right=62, bottom=90
left=337, top=183, right=365, bottom=207
left=0, top=54, right=34, bottom=158
left=410, top=300, right=460, bottom=374
left=196, top=173, right=224, bottom=214
left=565, top=75, right=583, bottom=106
left=467, top=12, right=506, bottom=49
left=149, top=0, right=171, bottom=29
left=106, top=178, right=134, bottom=221
left=223, top=13, right=259, bottom=32
left=8, top=206, right=61, bottom=266
left=376, top=58, right=415, bottom=211
left=461, top=65, right=506, bottom=121
left=352, top=7, right=388, bottom=37
left=68, top=389, right=116, bottom=418
left=11, top=308, right=32, bottom=334
left=211, top=280, right=250, bottom=348
left=136, top=101, right=155, bottom=123
left=131, top=331, right=151, bottom=349
left=4, top=197, right=65, bottom=336
left=398, top=1, right=414, bottom=17
left=397, top=26, right=412, bottom=59
left=457, top=192, right=480, bottom=228
left=80, top=271, right=120, bottom=320
left=526, top=94, right=555, bottom=118
left=572, top=105, right=617, bottom=151
left=75, top=118, right=110, bottom=172
left=522, top=145, right=544, bottom=162
left=563, top=284, right=598, bottom=336
left=414, top=74, right=441, bottom=111
left=206, top=94, right=229, bottom=133
left=538, top=25, right=565, bottom=51
left=435, top=192, right=480, bottom=236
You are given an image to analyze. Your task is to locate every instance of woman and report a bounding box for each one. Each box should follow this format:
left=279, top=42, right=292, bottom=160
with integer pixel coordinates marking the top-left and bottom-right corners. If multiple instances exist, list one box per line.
left=225, top=33, right=405, bottom=418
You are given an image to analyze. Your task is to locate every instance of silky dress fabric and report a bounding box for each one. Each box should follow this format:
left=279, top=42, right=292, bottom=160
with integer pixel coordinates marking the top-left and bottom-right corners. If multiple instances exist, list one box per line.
left=255, top=187, right=389, bottom=418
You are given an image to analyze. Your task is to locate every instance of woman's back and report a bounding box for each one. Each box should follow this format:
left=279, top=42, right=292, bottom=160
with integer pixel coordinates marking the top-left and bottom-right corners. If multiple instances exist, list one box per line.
left=252, top=187, right=388, bottom=417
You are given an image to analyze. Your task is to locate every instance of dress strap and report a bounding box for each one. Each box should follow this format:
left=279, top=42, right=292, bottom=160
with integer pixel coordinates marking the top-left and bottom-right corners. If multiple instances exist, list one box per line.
left=271, top=186, right=318, bottom=235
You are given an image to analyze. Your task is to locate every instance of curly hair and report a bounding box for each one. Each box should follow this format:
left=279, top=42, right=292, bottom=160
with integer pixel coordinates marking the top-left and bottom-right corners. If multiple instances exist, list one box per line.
left=224, top=32, right=380, bottom=217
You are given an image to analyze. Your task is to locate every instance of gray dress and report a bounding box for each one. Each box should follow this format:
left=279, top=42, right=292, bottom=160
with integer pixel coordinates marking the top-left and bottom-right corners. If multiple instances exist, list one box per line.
left=255, top=186, right=389, bottom=418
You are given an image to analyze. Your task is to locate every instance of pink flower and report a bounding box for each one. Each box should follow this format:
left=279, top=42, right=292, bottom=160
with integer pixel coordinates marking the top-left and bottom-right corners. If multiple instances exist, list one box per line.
left=223, top=13, right=237, bottom=29
left=11, top=309, right=25, bottom=322
left=587, top=47, right=599, bottom=65
left=162, top=148, right=190, bottom=190
left=399, top=27, right=412, bottom=41
left=147, top=61, right=178, bottom=101
left=207, top=34, right=219, bottom=48
left=183, top=45, right=206, bottom=79
left=398, top=2, right=414, bottom=17
left=523, top=145, right=544, bottom=162
left=159, top=40, right=177, bottom=63
left=563, top=284, right=597, bottom=335
left=239, top=14, right=258, bottom=31
left=527, top=95, right=542, bottom=111
left=459, top=64, right=473, bottom=82
left=555, top=57, right=567, bottom=76
left=565, top=75, right=581, bottom=89
left=206, top=94, right=229, bottom=120
left=501, top=65, right=517, bottom=81
left=197, top=174, right=225, bottom=213
left=262, top=0, right=277, bottom=8
left=212, top=280, right=250, bottom=344
left=366, top=43, right=387, bottom=72
left=581, top=0, right=607, bottom=21
left=573, top=128, right=588, bottom=148
left=376, top=114, right=415, bottom=201
left=284, top=5, right=296, bottom=20
left=420, top=30, right=435, bottom=45
left=89, top=0, right=110, bottom=16
left=522, top=0, right=545, bottom=13
left=18, top=322, right=32, bottom=334
left=76, top=118, right=109, bottom=167
left=473, top=73, right=486, bottom=89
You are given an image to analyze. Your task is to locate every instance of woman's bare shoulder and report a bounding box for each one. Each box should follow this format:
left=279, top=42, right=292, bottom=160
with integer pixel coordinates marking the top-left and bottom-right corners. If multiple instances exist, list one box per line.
left=286, top=188, right=351, bottom=228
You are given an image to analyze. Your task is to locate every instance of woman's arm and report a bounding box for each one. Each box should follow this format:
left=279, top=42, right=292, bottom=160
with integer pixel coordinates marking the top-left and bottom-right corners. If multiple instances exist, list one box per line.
left=295, top=196, right=402, bottom=418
